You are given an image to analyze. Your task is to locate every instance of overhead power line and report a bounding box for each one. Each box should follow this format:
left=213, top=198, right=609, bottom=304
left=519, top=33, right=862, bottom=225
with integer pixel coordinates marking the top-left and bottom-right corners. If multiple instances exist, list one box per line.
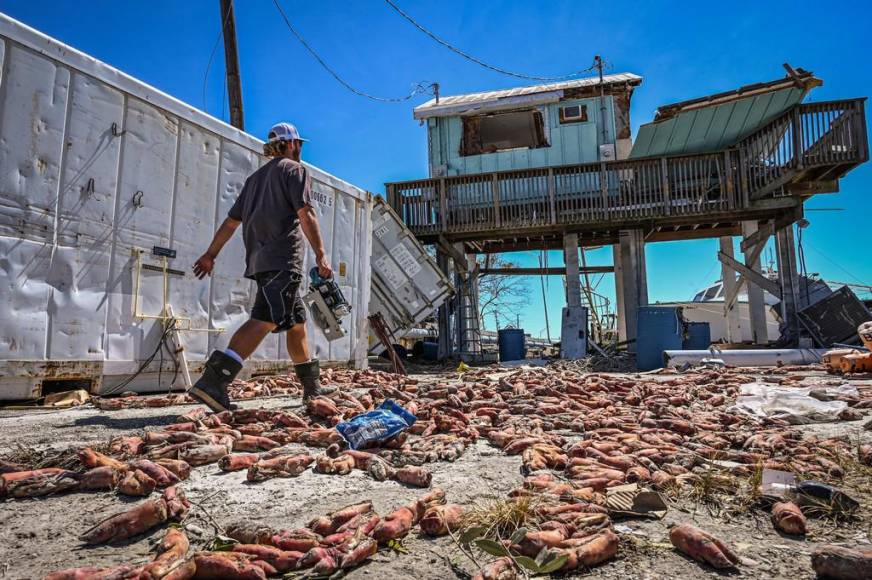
left=202, top=0, right=234, bottom=114
left=272, top=0, right=434, bottom=102
left=384, top=0, right=597, bottom=81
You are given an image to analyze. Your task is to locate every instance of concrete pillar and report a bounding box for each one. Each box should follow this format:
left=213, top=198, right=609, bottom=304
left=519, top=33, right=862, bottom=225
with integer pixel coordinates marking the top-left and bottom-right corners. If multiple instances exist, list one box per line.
left=775, top=225, right=801, bottom=345
left=618, top=229, right=648, bottom=352
left=612, top=244, right=626, bottom=342
left=563, top=234, right=581, bottom=308
left=436, top=250, right=453, bottom=359
left=741, top=221, right=769, bottom=344
left=719, top=237, right=743, bottom=343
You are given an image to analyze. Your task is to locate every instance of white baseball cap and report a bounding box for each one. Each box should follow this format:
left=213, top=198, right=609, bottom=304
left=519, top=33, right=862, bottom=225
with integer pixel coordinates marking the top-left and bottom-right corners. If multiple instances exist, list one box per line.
left=268, top=122, right=308, bottom=143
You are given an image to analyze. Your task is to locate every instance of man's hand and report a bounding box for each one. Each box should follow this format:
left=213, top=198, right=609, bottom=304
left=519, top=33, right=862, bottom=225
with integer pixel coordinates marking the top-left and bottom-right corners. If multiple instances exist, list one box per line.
left=316, top=253, right=333, bottom=279
left=195, top=218, right=239, bottom=280
left=193, top=253, right=215, bottom=279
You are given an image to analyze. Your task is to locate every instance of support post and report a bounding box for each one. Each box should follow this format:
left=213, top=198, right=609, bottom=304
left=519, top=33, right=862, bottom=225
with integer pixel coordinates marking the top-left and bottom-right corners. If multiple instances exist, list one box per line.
left=562, top=233, right=587, bottom=359
left=219, top=0, right=244, bottom=130
left=718, top=251, right=782, bottom=298
left=436, top=250, right=453, bottom=359
left=775, top=224, right=801, bottom=345
left=619, top=229, right=648, bottom=352
left=741, top=221, right=769, bottom=345
left=718, top=237, right=743, bottom=343
left=613, top=244, right=626, bottom=342
left=563, top=233, right=581, bottom=308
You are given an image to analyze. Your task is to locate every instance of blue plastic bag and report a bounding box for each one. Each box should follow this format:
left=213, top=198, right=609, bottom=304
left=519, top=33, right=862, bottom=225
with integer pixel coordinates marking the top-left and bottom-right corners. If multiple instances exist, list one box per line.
left=335, top=399, right=416, bottom=450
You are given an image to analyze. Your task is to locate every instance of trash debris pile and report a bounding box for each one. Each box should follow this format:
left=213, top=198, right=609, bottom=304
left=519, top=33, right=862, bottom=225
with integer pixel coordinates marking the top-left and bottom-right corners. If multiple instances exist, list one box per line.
left=552, top=353, right=636, bottom=374
left=823, top=321, right=872, bottom=374
left=730, top=382, right=862, bottom=424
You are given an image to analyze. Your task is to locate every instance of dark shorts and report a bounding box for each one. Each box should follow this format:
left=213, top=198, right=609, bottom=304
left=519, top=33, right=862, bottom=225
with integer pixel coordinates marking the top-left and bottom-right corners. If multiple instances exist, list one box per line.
left=251, top=270, right=306, bottom=332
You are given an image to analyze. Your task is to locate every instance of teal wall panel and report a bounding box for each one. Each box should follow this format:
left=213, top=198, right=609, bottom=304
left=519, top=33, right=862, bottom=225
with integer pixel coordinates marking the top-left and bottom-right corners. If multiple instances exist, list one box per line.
left=427, top=96, right=615, bottom=176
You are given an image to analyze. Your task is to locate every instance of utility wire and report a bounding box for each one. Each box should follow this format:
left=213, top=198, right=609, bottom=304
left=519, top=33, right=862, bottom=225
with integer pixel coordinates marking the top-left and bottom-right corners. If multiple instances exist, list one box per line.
left=272, top=0, right=434, bottom=102
left=203, top=1, right=234, bottom=114
left=102, top=319, right=177, bottom=396
left=384, top=0, right=598, bottom=81
left=804, top=241, right=870, bottom=287
left=538, top=251, right=551, bottom=343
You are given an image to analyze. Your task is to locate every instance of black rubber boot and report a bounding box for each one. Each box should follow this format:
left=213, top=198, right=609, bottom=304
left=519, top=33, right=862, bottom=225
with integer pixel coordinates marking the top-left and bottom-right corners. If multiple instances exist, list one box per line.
left=296, top=359, right=337, bottom=403
left=189, top=350, right=243, bottom=413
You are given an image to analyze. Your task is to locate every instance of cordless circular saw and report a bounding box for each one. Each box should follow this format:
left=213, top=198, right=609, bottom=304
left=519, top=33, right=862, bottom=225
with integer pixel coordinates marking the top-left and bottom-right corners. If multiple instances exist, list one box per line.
left=303, top=266, right=351, bottom=341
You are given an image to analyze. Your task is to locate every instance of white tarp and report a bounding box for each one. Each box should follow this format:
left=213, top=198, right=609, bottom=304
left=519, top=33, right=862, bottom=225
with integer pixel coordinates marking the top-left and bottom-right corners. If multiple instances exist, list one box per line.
left=730, top=382, right=858, bottom=424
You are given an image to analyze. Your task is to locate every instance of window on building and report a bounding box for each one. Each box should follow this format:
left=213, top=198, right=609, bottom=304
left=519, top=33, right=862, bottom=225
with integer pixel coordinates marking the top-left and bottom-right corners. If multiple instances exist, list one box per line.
left=559, top=104, right=588, bottom=124
left=460, top=109, right=548, bottom=156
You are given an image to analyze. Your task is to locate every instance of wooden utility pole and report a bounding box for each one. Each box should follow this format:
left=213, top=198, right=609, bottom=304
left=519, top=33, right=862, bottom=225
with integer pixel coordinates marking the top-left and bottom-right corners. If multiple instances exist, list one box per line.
left=220, top=0, right=245, bottom=130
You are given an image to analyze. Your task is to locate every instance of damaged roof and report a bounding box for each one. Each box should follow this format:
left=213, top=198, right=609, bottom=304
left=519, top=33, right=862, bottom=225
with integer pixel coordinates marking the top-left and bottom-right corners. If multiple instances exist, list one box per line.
left=630, top=66, right=822, bottom=159
left=413, top=72, right=642, bottom=120
left=653, top=66, right=821, bottom=121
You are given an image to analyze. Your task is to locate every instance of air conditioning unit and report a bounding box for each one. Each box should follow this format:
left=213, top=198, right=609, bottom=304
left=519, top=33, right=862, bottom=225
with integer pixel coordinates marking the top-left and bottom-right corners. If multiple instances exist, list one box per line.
left=599, top=144, right=616, bottom=161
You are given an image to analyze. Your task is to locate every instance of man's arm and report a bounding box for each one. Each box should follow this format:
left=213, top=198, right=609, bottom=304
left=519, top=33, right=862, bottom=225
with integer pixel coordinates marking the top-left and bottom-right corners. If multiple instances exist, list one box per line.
left=193, top=217, right=241, bottom=279
left=297, top=205, right=332, bottom=278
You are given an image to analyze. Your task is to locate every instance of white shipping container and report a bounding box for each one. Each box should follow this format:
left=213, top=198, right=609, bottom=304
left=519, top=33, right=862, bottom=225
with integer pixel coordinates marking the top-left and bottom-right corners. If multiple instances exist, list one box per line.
left=0, top=14, right=373, bottom=400
left=369, top=196, right=453, bottom=340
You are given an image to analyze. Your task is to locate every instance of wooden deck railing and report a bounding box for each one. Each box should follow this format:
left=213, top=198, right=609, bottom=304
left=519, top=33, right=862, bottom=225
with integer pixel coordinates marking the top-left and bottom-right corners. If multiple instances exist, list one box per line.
left=386, top=99, right=868, bottom=238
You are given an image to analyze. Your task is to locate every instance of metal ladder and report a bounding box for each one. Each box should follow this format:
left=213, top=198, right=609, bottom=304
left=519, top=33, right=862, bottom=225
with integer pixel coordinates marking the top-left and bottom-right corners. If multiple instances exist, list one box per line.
left=456, top=272, right=484, bottom=360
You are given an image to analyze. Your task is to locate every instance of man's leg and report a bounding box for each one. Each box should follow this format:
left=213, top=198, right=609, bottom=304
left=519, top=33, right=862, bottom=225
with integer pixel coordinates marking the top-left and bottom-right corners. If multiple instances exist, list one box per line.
left=285, top=309, right=336, bottom=403
left=285, top=322, right=310, bottom=363
left=229, top=319, right=277, bottom=359
left=190, top=269, right=284, bottom=413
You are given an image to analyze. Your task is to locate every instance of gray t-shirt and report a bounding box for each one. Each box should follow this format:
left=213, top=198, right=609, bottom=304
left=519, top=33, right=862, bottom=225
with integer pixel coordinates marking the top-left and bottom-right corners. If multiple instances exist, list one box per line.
left=228, top=157, right=311, bottom=279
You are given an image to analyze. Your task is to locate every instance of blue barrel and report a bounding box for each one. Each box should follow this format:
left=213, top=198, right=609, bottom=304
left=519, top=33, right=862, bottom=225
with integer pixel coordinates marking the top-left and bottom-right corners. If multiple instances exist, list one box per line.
left=683, top=322, right=711, bottom=350
left=498, top=328, right=526, bottom=362
left=421, top=341, right=439, bottom=361
left=636, top=307, right=684, bottom=371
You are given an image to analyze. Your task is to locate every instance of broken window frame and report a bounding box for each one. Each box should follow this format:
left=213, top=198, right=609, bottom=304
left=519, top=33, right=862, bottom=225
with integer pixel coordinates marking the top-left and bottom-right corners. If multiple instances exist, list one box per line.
left=460, top=108, right=550, bottom=157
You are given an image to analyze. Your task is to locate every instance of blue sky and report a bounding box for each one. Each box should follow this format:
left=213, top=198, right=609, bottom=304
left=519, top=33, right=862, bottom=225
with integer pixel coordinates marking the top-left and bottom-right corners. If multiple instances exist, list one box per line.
left=3, top=0, right=870, bottom=338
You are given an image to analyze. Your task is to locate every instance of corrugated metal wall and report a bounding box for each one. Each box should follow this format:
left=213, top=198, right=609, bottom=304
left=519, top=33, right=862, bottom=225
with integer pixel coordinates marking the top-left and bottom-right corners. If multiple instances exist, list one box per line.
left=0, top=15, right=372, bottom=398
left=427, top=96, right=615, bottom=175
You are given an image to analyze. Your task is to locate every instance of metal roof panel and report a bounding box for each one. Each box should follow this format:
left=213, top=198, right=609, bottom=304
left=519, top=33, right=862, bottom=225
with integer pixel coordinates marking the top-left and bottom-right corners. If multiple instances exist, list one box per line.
left=414, top=72, right=642, bottom=119
left=631, top=87, right=810, bottom=158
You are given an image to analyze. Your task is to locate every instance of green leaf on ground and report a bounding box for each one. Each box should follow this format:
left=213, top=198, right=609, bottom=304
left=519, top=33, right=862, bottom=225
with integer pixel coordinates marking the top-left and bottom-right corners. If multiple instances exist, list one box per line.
left=509, top=527, right=528, bottom=544
left=474, top=539, right=509, bottom=557
left=207, top=534, right=238, bottom=552
left=459, top=526, right=486, bottom=545
left=537, top=553, right=569, bottom=574
left=513, top=555, right=540, bottom=571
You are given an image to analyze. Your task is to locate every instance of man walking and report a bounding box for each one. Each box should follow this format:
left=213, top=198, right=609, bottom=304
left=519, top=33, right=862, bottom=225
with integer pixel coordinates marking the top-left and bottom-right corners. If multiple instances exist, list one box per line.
left=189, top=122, right=334, bottom=412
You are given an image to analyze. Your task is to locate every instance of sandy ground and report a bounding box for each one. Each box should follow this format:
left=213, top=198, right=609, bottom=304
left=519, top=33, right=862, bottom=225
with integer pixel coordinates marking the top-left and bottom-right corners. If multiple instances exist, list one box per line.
left=0, top=369, right=870, bottom=580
